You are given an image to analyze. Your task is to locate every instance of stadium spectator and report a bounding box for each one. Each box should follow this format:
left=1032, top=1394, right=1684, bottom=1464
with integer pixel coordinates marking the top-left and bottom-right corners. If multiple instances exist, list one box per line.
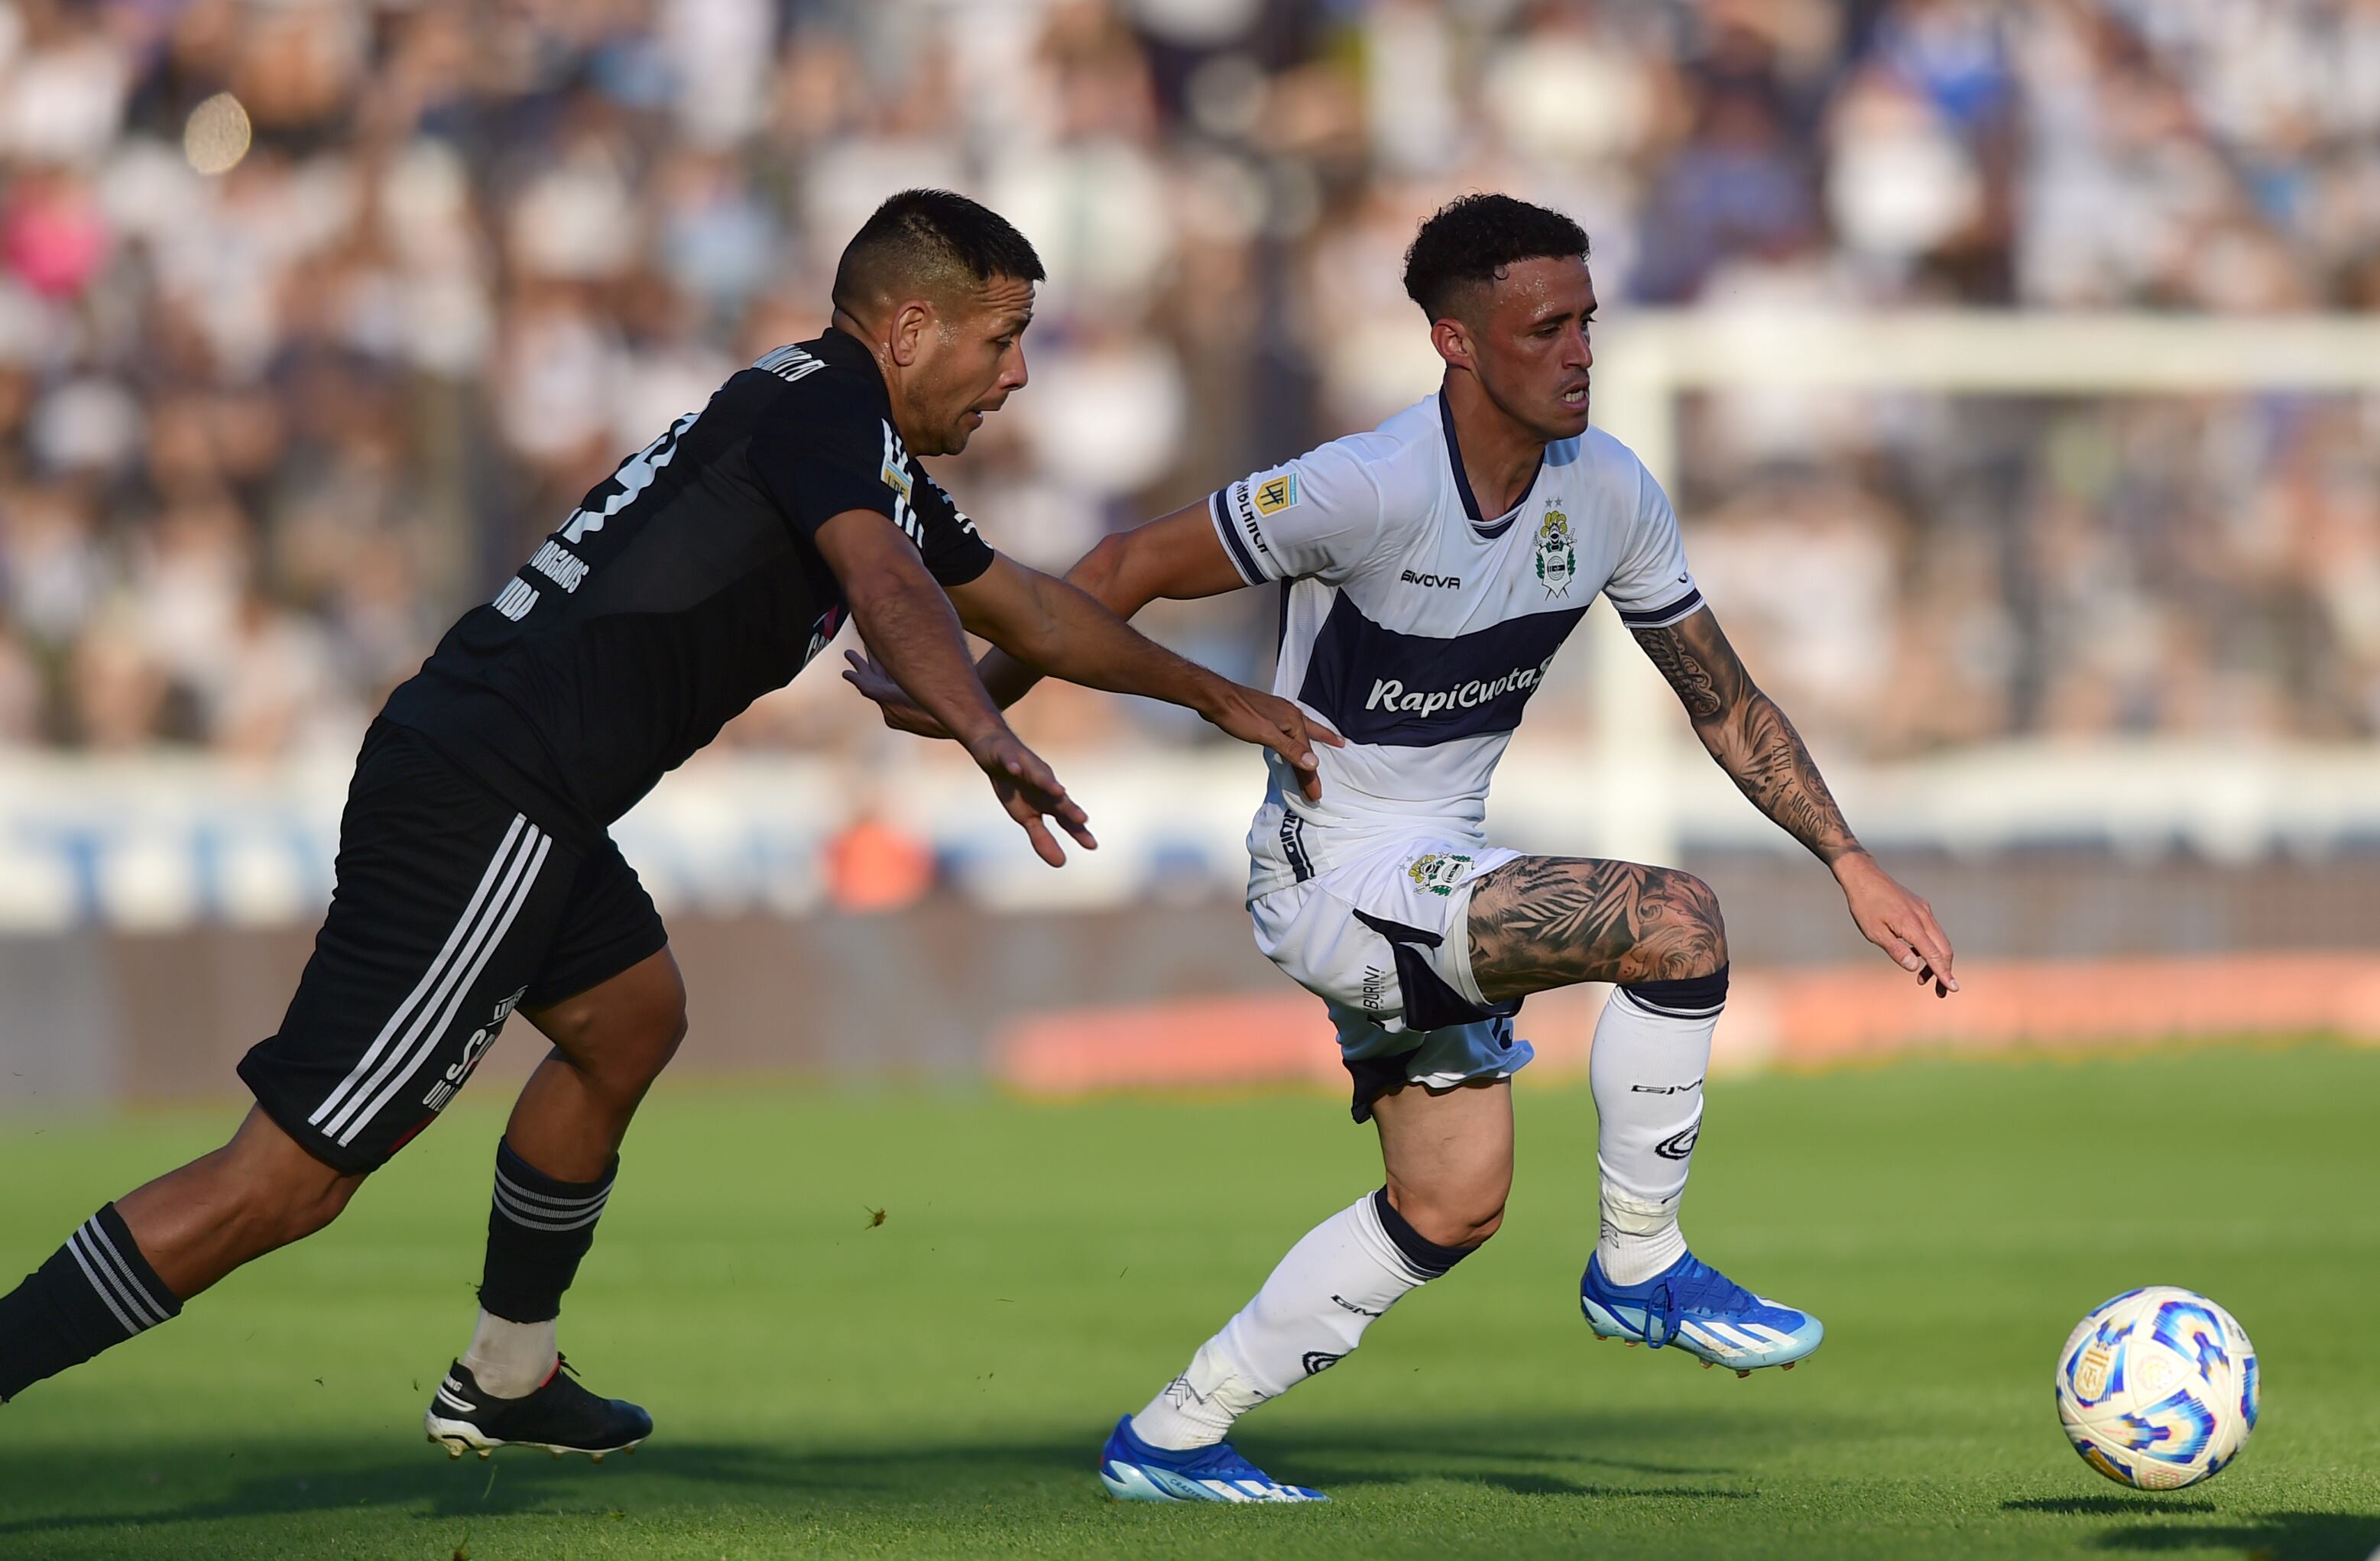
left=0, top=0, right=2374, bottom=763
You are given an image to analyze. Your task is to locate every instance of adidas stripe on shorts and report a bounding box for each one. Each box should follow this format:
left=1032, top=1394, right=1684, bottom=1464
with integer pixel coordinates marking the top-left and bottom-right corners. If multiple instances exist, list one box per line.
left=238, top=721, right=667, bottom=1174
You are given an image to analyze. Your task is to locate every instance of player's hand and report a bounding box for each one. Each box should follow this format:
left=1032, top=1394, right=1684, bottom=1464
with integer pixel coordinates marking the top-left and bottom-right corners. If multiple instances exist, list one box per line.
left=1196, top=680, right=1344, bottom=802
left=965, top=729, right=1096, bottom=867
left=844, top=650, right=955, bottom=740
left=1836, top=850, right=1958, bottom=997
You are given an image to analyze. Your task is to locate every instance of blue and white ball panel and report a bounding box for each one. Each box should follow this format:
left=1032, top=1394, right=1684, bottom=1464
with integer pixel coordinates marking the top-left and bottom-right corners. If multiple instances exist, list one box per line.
left=2054, top=1286, right=2258, bottom=1490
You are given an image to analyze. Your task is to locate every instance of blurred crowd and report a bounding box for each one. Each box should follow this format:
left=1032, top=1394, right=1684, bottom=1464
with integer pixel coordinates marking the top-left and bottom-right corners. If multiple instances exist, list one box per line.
left=1, top=0, right=2378, bottom=764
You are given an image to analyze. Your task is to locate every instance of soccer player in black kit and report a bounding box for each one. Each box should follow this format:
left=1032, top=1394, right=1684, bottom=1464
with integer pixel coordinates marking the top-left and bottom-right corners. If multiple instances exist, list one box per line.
left=0, top=191, right=1335, bottom=1458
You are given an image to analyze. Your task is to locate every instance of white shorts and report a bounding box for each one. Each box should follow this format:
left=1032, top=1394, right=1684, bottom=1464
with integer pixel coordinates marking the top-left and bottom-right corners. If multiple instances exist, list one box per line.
left=1250, top=838, right=1535, bottom=1121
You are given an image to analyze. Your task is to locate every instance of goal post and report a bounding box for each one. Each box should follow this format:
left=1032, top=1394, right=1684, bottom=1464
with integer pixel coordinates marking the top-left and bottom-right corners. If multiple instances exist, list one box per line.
left=1580, top=310, right=2380, bottom=868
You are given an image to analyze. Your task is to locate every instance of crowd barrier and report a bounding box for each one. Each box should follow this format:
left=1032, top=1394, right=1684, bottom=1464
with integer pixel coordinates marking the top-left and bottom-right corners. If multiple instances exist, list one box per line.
left=994, top=951, right=2380, bottom=1097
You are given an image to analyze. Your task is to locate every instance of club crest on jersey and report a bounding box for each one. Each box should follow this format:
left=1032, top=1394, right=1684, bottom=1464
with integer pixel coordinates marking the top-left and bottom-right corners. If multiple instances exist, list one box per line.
left=1535, top=507, right=1577, bottom=597
left=1253, top=472, right=1299, bottom=516
left=1404, top=851, right=1470, bottom=898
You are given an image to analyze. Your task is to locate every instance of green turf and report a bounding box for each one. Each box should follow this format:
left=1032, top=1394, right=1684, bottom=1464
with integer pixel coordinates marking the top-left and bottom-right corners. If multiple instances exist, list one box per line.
left=2, top=1044, right=2377, bottom=1559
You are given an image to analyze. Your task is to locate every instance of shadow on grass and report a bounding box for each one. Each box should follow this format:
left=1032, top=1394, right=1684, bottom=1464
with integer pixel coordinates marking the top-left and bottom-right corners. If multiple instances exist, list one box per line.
left=2006, top=1496, right=2221, bottom=1517
left=2004, top=1496, right=2380, bottom=1561
left=2090, top=1513, right=2380, bottom=1560
left=0, top=1410, right=1763, bottom=1551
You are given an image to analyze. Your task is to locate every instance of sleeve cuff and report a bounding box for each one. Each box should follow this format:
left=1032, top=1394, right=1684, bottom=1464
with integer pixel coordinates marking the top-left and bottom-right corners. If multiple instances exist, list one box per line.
left=1209, top=487, right=1270, bottom=586
left=1613, top=585, right=1704, bottom=630
left=929, top=542, right=996, bottom=589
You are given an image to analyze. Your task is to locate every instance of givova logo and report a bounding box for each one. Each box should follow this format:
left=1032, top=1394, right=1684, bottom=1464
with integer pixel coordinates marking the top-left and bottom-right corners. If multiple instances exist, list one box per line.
left=1366, top=656, right=1557, bottom=720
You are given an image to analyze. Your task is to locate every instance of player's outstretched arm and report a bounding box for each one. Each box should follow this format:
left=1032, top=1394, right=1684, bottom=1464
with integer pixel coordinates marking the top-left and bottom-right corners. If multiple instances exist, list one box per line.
left=841, top=500, right=1342, bottom=798
left=950, top=554, right=1337, bottom=798
left=1633, top=606, right=1959, bottom=996
left=814, top=508, right=1094, bottom=867
left=850, top=500, right=1248, bottom=715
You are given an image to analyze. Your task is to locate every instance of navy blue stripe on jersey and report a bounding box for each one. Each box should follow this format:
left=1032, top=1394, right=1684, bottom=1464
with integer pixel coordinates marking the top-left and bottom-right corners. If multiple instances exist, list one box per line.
left=1210, top=488, right=1266, bottom=585
left=1438, top=395, right=1537, bottom=540
left=1295, top=591, right=1589, bottom=746
left=1614, top=587, right=1704, bottom=628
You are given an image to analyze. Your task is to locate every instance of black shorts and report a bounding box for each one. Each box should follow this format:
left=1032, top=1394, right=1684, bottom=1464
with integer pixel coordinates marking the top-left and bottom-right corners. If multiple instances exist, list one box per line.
left=240, top=721, right=669, bottom=1175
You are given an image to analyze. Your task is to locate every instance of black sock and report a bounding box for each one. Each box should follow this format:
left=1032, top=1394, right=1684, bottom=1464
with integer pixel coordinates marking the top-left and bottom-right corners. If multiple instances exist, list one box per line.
left=0, top=1204, right=182, bottom=1401
left=478, top=1138, right=614, bottom=1324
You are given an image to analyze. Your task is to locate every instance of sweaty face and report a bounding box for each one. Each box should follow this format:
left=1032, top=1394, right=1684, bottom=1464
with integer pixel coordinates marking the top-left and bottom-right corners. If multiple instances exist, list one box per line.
left=906, top=277, right=1035, bottom=455
left=1463, top=256, right=1597, bottom=443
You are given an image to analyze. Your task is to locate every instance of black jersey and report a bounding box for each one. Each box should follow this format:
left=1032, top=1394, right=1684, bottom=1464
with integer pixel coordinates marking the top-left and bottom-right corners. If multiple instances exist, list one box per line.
left=381, top=327, right=994, bottom=837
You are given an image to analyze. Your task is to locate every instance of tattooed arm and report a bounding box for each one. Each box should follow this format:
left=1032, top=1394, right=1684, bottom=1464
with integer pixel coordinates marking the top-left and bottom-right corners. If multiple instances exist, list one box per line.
left=1631, top=607, right=1960, bottom=996
left=1630, top=607, right=1857, bottom=863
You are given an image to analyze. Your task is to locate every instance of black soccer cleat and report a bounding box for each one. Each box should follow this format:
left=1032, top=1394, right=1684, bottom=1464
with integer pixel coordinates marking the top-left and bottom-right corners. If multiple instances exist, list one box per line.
left=423, top=1355, right=650, bottom=1461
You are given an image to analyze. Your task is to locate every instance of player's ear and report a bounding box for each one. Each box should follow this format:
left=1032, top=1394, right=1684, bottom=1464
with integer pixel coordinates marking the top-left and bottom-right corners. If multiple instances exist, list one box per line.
left=889, top=300, right=933, bottom=368
left=1431, top=315, right=1475, bottom=374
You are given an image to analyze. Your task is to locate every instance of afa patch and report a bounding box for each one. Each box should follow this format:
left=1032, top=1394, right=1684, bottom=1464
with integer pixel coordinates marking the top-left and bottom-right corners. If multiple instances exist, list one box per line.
left=880, top=457, right=914, bottom=502
left=1253, top=471, right=1299, bottom=516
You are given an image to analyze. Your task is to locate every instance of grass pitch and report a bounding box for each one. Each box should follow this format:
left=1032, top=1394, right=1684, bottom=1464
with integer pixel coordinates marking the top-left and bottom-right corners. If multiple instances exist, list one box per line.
left=2, top=1043, right=2376, bottom=1559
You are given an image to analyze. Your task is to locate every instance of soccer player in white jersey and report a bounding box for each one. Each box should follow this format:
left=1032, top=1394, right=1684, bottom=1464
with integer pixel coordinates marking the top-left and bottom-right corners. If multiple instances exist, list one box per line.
left=851, top=194, right=1960, bottom=1503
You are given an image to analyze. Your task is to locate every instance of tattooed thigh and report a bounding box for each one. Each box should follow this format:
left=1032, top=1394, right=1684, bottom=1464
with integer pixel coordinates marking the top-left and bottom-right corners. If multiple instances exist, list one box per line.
left=1466, top=857, right=1727, bottom=1002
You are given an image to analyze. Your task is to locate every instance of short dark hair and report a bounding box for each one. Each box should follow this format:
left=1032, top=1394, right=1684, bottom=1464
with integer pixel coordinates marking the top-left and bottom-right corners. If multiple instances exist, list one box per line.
left=1402, top=194, right=1589, bottom=321
left=832, top=189, right=1046, bottom=315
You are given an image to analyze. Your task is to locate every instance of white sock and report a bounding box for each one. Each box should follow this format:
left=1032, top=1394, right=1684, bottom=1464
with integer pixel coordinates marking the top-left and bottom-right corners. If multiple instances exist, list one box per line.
left=460, top=1310, right=557, bottom=1399
left=1130, top=1190, right=1444, bottom=1451
left=1591, top=977, right=1724, bottom=1286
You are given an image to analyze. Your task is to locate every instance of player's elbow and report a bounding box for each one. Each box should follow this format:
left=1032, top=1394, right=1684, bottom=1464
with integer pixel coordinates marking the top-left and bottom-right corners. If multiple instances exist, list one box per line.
left=1069, top=531, right=1135, bottom=610
left=841, top=565, right=939, bottom=630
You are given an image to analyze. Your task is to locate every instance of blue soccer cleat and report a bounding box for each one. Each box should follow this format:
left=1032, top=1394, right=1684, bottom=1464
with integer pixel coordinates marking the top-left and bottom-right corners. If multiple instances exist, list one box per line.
left=1579, top=1250, right=1823, bottom=1376
left=1097, top=1414, right=1328, bottom=1503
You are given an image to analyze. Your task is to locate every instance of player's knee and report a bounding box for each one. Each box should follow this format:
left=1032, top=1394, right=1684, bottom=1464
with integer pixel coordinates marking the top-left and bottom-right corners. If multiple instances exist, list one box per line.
left=1389, top=1161, right=1512, bottom=1250
left=224, top=1152, right=362, bottom=1252
left=539, top=956, right=688, bottom=1099
left=1397, top=1192, right=1506, bottom=1250
left=580, top=1002, right=686, bottom=1105
left=636, top=1006, right=689, bottom=1083
left=1644, top=867, right=1727, bottom=979
left=271, top=1173, right=362, bottom=1245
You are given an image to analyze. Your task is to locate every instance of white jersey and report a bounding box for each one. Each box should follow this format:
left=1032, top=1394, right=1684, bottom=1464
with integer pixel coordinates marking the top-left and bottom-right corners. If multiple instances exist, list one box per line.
left=1210, top=393, right=1703, bottom=899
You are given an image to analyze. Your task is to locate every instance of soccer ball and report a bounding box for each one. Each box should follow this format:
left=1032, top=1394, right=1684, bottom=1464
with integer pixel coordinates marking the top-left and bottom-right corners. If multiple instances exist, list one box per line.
left=2055, top=1287, right=2258, bottom=1490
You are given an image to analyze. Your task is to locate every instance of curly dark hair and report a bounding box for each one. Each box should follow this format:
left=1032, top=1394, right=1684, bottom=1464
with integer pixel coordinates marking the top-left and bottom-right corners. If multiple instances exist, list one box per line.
left=1402, top=194, right=1589, bottom=321
left=832, top=189, right=1045, bottom=313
